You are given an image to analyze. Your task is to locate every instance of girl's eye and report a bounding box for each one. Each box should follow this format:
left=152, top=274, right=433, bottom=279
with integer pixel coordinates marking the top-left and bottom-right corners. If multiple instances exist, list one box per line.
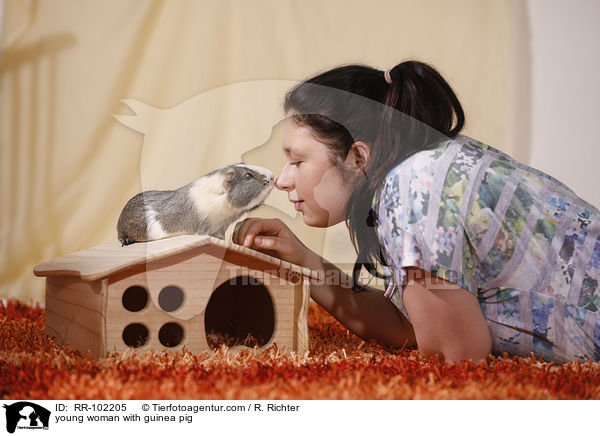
left=290, top=161, right=301, bottom=167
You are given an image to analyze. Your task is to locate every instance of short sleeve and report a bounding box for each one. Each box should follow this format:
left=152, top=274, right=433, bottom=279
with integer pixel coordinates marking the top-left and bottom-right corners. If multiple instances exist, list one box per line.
left=377, top=185, right=426, bottom=278
left=375, top=165, right=428, bottom=322
left=375, top=155, right=478, bottom=322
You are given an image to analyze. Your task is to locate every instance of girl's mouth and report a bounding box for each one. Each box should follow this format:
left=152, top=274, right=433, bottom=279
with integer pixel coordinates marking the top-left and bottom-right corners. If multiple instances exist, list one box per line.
left=292, top=201, right=304, bottom=211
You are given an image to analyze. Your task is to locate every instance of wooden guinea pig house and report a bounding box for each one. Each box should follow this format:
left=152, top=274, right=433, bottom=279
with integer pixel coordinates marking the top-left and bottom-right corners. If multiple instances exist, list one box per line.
left=33, top=235, right=319, bottom=359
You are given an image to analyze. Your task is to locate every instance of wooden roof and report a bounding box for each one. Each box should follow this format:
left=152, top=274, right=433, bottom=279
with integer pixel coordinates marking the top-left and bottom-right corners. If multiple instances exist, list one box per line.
left=33, top=235, right=322, bottom=282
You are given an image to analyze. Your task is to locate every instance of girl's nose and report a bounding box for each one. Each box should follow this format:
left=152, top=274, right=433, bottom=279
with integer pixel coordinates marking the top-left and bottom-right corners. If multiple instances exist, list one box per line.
left=275, top=165, right=293, bottom=191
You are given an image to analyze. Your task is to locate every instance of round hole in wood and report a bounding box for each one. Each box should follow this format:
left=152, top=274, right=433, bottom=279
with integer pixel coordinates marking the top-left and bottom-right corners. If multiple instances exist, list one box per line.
left=158, top=322, right=184, bottom=347
left=122, top=323, right=149, bottom=348
left=158, top=285, right=184, bottom=312
left=204, top=276, right=275, bottom=350
left=122, top=286, right=148, bottom=312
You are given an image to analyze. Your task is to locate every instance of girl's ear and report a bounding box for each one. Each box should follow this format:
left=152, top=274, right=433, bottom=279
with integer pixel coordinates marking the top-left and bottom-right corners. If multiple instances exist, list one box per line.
left=347, top=141, right=371, bottom=174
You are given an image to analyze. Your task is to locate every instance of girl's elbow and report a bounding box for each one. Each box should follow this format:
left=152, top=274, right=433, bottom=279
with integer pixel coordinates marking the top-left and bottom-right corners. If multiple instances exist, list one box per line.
left=440, top=340, right=492, bottom=364
left=419, top=338, right=492, bottom=364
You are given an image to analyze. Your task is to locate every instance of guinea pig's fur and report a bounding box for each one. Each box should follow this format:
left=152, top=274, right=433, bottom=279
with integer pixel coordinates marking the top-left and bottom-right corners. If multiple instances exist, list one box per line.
left=117, top=164, right=274, bottom=246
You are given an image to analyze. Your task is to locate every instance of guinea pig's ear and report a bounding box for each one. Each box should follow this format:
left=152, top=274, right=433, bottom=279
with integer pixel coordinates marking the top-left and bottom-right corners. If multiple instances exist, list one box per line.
left=223, top=167, right=236, bottom=191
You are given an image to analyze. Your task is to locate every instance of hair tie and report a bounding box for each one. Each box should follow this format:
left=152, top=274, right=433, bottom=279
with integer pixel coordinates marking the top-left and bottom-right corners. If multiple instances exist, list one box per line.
left=384, top=68, right=393, bottom=84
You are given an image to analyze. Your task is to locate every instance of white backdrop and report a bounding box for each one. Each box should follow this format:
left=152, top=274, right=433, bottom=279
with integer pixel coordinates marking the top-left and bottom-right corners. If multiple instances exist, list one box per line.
left=527, top=0, right=600, bottom=208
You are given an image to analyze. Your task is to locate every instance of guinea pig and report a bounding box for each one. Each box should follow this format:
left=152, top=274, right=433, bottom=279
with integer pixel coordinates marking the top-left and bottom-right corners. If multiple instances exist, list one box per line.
left=117, top=164, right=274, bottom=246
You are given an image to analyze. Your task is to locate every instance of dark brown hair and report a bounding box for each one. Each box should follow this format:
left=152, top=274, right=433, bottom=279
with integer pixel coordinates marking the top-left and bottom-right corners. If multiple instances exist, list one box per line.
left=283, top=60, right=464, bottom=290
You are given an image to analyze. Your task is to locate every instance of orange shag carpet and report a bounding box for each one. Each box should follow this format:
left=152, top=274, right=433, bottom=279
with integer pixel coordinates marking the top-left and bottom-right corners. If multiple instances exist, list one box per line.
left=1, top=299, right=600, bottom=400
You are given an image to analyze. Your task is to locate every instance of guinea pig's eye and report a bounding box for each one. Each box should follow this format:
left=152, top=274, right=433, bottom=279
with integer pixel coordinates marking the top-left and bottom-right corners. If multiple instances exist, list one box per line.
left=244, top=172, right=254, bottom=180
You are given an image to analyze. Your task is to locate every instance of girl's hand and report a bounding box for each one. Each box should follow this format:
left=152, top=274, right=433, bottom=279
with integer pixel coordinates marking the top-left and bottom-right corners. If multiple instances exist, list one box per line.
left=232, top=218, right=315, bottom=268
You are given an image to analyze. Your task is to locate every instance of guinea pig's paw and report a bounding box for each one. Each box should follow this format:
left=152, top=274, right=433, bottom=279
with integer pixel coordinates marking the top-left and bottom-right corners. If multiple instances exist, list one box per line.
left=121, top=237, right=136, bottom=247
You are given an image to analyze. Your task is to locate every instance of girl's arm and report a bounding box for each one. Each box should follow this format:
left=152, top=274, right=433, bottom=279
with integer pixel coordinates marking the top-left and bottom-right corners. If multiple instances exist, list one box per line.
left=402, top=267, right=492, bottom=363
left=303, top=255, right=417, bottom=349
left=232, top=218, right=491, bottom=362
left=232, top=218, right=416, bottom=349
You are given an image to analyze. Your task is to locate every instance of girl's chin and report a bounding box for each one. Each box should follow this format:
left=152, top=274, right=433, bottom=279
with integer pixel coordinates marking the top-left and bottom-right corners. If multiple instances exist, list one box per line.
left=300, top=212, right=335, bottom=228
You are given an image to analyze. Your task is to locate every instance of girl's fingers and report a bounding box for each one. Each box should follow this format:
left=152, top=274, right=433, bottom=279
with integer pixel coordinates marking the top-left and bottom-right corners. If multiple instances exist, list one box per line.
left=232, top=221, right=240, bottom=244
left=231, top=218, right=285, bottom=247
left=232, top=218, right=257, bottom=245
left=253, top=235, right=275, bottom=249
left=241, top=219, right=283, bottom=247
left=231, top=218, right=309, bottom=267
left=232, top=220, right=243, bottom=244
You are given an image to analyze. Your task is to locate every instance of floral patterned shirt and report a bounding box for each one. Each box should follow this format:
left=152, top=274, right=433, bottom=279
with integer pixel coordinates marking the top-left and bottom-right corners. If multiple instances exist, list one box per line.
left=375, top=134, right=600, bottom=363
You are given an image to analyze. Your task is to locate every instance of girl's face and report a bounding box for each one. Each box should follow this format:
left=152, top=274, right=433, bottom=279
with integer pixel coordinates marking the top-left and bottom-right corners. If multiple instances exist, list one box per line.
left=276, top=118, right=357, bottom=227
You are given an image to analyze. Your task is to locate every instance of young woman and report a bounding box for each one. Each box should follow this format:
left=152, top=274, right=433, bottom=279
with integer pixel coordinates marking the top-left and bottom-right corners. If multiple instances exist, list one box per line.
left=232, top=60, right=600, bottom=364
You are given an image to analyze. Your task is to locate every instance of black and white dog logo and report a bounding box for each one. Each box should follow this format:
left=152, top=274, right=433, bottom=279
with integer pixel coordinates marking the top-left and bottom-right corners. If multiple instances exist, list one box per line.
left=3, top=402, right=50, bottom=433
